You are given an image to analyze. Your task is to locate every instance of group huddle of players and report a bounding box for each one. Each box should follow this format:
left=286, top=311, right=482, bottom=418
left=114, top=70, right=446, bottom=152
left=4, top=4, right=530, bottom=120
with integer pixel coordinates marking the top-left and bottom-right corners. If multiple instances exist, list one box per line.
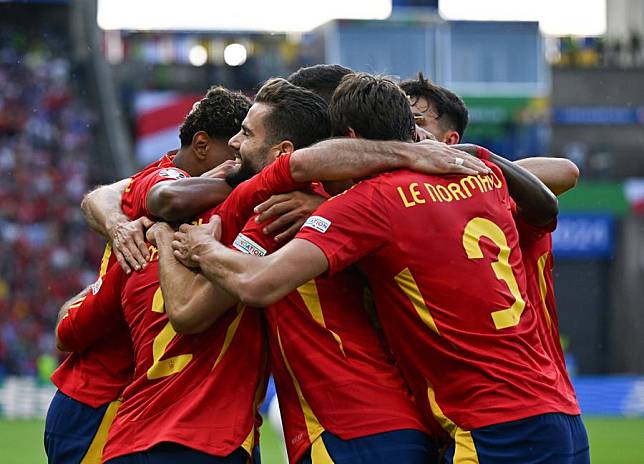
left=43, top=64, right=590, bottom=464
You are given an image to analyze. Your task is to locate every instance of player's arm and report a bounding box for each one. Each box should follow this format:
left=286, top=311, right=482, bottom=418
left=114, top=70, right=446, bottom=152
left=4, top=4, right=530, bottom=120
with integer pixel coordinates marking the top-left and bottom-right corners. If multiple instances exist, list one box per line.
left=146, top=178, right=232, bottom=222
left=56, top=265, right=127, bottom=352
left=149, top=222, right=238, bottom=334
left=174, top=217, right=328, bottom=307
left=288, top=138, right=490, bottom=182
left=455, top=144, right=559, bottom=227
left=514, top=157, right=579, bottom=196
left=81, top=179, right=131, bottom=239
left=55, top=286, right=91, bottom=351
left=81, top=179, right=153, bottom=273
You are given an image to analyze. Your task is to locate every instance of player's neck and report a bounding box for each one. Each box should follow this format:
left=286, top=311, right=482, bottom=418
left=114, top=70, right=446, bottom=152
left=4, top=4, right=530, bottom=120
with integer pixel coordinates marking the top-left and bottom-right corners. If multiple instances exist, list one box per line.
left=173, top=147, right=199, bottom=176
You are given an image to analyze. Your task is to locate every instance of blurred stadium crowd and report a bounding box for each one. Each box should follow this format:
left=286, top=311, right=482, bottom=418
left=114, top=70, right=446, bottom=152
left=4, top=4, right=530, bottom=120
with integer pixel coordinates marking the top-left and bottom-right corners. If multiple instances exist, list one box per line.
left=0, top=28, right=103, bottom=378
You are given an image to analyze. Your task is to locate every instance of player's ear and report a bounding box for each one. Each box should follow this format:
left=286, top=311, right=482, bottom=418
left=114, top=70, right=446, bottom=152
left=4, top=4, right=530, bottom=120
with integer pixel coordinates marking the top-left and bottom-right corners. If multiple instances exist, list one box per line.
left=276, top=140, right=295, bottom=156
left=192, top=131, right=210, bottom=159
left=443, top=130, right=460, bottom=145
left=347, top=127, right=359, bottom=139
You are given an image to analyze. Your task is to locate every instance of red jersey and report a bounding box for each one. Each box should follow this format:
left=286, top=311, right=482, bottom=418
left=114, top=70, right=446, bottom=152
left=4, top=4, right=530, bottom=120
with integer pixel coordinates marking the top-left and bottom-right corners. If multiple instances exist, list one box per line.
left=297, top=163, right=578, bottom=435
left=122, top=155, right=187, bottom=220
left=232, top=185, right=427, bottom=464
left=516, top=216, right=580, bottom=413
left=51, top=153, right=179, bottom=406
left=67, top=153, right=302, bottom=460
left=52, top=244, right=134, bottom=407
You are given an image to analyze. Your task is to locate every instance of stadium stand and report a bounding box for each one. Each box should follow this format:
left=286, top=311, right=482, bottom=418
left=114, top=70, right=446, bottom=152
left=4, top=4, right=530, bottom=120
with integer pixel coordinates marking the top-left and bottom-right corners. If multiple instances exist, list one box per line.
left=0, top=25, right=103, bottom=379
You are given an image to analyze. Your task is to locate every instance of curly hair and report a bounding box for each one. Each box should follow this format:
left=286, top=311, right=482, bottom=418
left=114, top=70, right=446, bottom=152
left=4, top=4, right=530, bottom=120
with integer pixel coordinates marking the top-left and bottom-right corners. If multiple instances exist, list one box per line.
left=179, top=86, right=251, bottom=146
left=329, top=73, right=415, bottom=142
left=400, top=73, right=469, bottom=138
left=255, top=78, right=330, bottom=149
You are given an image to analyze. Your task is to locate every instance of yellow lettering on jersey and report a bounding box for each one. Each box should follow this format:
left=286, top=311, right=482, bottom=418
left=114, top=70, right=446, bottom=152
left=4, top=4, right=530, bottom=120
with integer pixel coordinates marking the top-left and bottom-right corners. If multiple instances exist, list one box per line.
left=394, top=268, right=439, bottom=336
left=447, top=183, right=469, bottom=200
left=537, top=252, right=553, bottom=331
left=191, top=218, right=204, bottom=226
left=435, top=185, right=453, bottom=202
left=397, top=173, right=502, bottom=208
left=409, top=182, right=426, bottom=204
left=297, top=280, right=346, bottom=356
left=462, top=218, right=526, bottom=330
left=148, top=245, right=158, bottom=262
left=397, top=186, right=417, bottom=208
left=424, top=183, right=440, bottom=202
left=147, top=288, right=193, bottom=380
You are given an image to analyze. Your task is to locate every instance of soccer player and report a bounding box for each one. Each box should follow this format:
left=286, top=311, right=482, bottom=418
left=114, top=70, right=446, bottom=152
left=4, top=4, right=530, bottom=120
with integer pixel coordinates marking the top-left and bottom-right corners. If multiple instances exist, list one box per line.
left=173, top=73, right=590, bottom=464
left=45, top=86, right=251, bottom=464
left=400, top=72, right=468, bottom=146
left=401, top=72, right=584, bottom=428
left=156, top=78, right=458, bottom=464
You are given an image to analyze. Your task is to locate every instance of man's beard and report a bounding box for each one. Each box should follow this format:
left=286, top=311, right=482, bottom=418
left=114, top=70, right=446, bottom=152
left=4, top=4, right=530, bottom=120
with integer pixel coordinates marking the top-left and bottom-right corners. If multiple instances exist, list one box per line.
left=225, top=157, right=258, bottom=188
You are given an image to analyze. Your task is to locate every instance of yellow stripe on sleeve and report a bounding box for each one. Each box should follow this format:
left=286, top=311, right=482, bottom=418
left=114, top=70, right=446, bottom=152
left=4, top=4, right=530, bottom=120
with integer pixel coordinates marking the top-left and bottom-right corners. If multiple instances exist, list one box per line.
left=99, top=243, right=113, bottom=278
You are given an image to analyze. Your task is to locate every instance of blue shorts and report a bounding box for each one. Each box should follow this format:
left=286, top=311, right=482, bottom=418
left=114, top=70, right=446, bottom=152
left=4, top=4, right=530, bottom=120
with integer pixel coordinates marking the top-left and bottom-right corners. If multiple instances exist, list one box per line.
left=442, top=413, right=589, bottom=464
left=105, top=443, right=253, bottom=464
left=44, top=389, right=120, bottom=464
left=298, top=429, right=438, bottom=464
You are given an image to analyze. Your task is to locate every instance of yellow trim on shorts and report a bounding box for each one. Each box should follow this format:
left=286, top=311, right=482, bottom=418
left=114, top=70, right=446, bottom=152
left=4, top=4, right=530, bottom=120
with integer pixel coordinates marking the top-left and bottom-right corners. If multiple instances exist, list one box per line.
left=80, top=398, right=121, bottom=464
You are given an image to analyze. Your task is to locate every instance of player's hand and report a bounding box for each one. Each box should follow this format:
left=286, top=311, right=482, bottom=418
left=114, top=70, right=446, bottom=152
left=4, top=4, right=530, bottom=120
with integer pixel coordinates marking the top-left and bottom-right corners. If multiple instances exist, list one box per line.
left=200, top=159, right=240, bottom=179
left=145, top=222, right=174, bottom=248
left=254, top=191, right=327, bottom=242
left=109, top=217, right=154, bottom=274
left=415, top=124, right=437, bottom=142
left=410, top=139, right=490, bottom=176
left=172, top=216, right=222, bottom=268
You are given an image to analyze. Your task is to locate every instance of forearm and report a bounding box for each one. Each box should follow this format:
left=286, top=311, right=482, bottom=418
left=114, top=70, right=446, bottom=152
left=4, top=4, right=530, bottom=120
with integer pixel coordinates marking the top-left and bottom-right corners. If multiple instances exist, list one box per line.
left=81, top=179, right=130, bottom=238
left=157, top=230, right=236, bottom=333
left=196, top=238, right=325, bottom=307
left=514, top=157, right=579, bottom=196
left=289, top=138, right=417, bottom=182
left=457, top=145, right=558, bottom=226
left=148, top=178, right=232, bottom=222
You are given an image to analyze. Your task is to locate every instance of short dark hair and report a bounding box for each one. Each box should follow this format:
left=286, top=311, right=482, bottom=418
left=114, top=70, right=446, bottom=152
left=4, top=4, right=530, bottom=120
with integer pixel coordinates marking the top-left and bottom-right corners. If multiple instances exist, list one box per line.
left=400, top=73, right=469, bottom=138
left=255, top=78, right=330, bottom=149
left=329, top=73, right=415, bottom=142
left=179, top=86, right=251, bottom=146
left=287, top=64, right=353, bottom=104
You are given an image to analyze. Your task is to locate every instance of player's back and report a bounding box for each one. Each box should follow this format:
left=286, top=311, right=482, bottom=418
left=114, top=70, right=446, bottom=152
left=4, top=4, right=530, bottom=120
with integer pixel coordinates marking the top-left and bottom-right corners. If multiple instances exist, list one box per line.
left=235, top=208, right=428, bottom=463
left=102, top=251, right=266, bottom=462
left=346, top=164, right=577, bottom=430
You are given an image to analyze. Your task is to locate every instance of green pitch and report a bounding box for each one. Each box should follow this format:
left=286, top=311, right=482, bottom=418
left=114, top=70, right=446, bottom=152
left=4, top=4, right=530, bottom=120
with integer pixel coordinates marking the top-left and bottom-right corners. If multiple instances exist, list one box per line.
left=0, top=417, right=642, bottom=463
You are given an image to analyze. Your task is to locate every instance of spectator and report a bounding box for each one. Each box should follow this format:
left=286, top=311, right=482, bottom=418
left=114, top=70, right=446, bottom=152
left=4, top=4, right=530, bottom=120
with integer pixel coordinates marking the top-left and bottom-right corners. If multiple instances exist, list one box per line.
left=0, top=27, right=102, bottom=377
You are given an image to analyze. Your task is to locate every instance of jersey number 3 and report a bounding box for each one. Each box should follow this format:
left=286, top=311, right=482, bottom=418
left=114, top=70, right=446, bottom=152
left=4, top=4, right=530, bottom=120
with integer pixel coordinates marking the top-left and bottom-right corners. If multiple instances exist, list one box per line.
left=147, top=287, right=193, bottom=380
left=463, top=217, right=526, bottom=330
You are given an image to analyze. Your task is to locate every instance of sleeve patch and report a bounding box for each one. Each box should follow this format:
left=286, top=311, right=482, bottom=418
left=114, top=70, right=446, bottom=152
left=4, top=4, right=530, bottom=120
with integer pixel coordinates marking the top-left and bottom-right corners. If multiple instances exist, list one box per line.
left=90, top=277, right=103, bottom=295
left=233, top=233, right=267, bottom=256
left=301, top=216, right=331, bottom=234
left=158, top=168, right=186, bottom=179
